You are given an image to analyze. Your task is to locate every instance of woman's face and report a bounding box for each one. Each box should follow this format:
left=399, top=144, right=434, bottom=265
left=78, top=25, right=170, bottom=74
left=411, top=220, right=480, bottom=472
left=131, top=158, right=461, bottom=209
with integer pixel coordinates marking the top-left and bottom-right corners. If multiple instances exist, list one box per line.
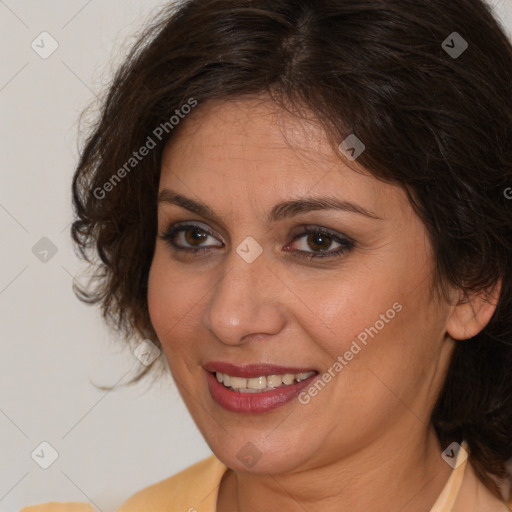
left=147, top=97, right=456, bottom=475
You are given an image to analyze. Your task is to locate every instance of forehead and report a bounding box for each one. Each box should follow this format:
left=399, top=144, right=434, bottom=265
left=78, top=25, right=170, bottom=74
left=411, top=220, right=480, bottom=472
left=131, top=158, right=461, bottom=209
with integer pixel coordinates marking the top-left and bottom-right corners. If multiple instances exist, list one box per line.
left=162, top=96, right=354, bottom=174
left=159, top=97, right=408, bottom=221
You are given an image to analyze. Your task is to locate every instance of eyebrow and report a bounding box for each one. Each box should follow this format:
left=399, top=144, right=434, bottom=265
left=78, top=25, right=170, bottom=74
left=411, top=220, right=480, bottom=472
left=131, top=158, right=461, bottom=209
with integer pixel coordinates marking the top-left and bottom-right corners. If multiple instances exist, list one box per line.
left=157, top=188, right=382, bottom=224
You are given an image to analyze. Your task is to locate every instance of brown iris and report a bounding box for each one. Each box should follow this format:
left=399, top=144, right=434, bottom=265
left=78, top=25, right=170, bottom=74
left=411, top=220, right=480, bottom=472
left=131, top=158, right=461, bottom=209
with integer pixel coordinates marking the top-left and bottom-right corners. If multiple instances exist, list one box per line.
left=185, top=228, right=208, bottom=246
left=307, top=233, right=332, bottom=252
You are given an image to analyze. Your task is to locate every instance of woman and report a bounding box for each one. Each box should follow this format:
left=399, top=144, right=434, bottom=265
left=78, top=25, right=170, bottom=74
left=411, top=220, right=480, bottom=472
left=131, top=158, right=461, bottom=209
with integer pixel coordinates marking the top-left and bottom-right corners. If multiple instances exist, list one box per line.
left=22, top=0, right=512, bottom=510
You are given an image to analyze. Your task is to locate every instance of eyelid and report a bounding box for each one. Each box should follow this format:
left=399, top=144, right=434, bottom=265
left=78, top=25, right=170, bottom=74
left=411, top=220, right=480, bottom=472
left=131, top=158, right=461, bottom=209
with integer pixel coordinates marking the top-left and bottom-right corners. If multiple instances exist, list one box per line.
left=288, top=224, right=355, bottom=245
left=159, top=220, right=224, bottom=247
left=283, top=225, right=354, bottom=261
left=160, top=220, right=353, bottom=242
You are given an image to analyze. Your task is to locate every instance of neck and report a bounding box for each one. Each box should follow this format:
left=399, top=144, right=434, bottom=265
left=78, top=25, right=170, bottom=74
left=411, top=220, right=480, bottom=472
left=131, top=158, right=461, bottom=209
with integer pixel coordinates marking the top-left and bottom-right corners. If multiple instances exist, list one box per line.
left=219, top=427, right=453, bottom=512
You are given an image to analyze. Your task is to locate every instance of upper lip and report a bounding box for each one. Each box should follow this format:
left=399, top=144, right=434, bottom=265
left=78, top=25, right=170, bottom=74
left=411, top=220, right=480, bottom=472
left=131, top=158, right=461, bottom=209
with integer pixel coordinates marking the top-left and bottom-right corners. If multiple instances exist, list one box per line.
left=203, top=361, right=318, bottom=378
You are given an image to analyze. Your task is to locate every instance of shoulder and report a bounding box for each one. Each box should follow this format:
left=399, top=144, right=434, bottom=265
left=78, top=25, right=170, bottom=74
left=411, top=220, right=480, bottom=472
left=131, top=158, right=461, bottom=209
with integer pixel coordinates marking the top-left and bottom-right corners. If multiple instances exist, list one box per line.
left=19, top=455, right=227, bottom=512
left=454, top=455, right=512, bottom=512
left=116, top=454, right=228, bottom=512
left=19, top=503, right=94, bottom=512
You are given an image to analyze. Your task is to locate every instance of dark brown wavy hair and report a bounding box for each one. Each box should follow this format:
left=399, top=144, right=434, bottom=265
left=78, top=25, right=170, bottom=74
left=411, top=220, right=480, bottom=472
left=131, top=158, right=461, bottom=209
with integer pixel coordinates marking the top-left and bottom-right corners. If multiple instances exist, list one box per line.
left=71, top=0, right=512, bottom=501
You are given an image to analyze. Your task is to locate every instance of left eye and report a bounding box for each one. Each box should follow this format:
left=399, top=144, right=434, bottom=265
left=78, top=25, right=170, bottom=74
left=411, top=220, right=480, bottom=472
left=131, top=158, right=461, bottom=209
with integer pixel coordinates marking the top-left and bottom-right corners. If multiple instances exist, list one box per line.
left=293, top=232, right=342, bottom=252
left=285, top=228, right=354, bottom=260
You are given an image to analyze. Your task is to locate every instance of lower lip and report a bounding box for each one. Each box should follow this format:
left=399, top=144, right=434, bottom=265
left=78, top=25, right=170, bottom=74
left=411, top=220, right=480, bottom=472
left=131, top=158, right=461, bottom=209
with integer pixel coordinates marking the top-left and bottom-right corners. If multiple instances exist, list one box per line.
left=206, top=370, right=319, bottom=413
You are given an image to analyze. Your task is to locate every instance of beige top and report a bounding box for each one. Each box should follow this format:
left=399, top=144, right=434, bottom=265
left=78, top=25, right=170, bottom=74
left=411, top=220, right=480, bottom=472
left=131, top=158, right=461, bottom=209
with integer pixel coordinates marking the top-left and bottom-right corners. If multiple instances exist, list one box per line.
left=20, top=441, right=512, bottom=512
left=430, top=442, right=510, bottom=511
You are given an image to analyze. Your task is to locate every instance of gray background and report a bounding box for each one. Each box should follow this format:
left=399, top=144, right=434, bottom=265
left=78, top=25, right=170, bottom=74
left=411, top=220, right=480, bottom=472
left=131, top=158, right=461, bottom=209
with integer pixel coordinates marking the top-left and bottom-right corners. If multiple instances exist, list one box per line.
left=1, top=1, right=511, bottom=511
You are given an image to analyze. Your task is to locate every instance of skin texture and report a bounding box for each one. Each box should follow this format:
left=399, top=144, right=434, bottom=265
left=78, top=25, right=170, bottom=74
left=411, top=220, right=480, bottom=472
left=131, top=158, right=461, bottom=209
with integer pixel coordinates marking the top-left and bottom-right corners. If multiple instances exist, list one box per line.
left=147, top=97, right=499, bottom=511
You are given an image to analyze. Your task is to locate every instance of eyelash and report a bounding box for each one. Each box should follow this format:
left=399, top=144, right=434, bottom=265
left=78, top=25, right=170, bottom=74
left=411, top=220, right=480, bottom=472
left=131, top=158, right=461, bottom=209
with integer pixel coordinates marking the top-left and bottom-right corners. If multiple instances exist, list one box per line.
left=158, top=222, right=355, bottom=261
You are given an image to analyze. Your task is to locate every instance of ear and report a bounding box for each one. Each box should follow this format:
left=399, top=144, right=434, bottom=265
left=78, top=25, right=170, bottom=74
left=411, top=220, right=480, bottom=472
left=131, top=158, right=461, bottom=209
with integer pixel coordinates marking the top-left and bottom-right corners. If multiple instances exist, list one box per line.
left=446, top=280, right=502, bottom=341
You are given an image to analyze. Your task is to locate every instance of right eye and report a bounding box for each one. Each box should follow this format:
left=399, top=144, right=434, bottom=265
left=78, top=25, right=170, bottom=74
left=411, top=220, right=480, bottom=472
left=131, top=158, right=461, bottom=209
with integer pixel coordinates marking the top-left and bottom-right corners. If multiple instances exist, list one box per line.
left=159, top=222, right=224, bottom=253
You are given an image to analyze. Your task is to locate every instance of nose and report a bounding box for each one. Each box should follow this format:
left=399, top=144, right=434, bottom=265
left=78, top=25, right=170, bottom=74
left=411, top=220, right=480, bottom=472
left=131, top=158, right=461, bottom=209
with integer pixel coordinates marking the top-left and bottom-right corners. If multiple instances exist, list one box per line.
left=201, top=246, right=287, bottom=346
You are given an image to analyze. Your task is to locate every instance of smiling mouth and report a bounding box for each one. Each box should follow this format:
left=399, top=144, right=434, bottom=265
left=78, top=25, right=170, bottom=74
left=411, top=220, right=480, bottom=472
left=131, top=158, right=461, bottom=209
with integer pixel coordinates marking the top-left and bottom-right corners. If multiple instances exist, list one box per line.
left=213, top=370, right=318, bottom=393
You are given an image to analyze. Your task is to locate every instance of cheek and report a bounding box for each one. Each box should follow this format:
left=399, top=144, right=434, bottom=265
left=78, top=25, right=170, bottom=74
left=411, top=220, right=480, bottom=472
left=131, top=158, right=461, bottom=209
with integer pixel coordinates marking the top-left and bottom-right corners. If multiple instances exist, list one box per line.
left=147, top=255, right=170, bottom=335
left=147, top=252, right=196, bottom=347
left=299, top=262, right=436, bottom=384
left=292, top=271, right=402, bottom=357
left=147, top=249, right=216, bottom=374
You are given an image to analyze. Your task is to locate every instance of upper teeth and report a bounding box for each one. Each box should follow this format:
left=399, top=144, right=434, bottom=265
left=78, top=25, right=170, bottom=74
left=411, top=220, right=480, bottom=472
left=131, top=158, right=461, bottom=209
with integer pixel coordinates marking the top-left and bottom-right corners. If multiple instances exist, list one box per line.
left=215, top=371, right=315, bottom=392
